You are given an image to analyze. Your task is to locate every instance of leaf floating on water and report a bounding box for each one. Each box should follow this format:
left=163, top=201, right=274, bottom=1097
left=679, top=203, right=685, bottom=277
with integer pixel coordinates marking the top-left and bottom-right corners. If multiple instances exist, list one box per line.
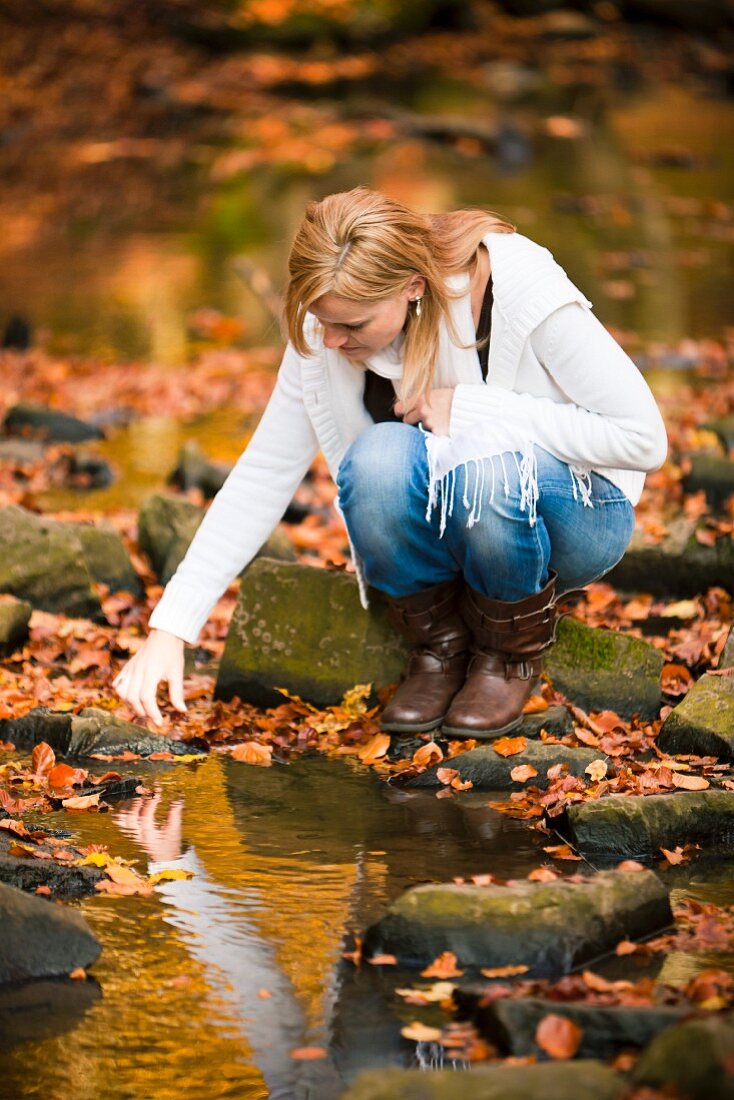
left=395, top=981, right=457, bottom=1005
left=61, top=793, right=101, bottom=810
left=616, top=860, right=646, bottom=873
left=535, top=1013, right=583, bottom=1059
left=289, top=1047, right=327, bottom=1060
left=148, top=868, right=194, bottom=884
left=231, top=741, right=273, bottom=767
left=421, top=951, right=464, bottom=978
left=366, top=954, right=397, bottom=966
left=492, top=736, right=527, bottom=757
left=480, top=964, right=529, bottom=978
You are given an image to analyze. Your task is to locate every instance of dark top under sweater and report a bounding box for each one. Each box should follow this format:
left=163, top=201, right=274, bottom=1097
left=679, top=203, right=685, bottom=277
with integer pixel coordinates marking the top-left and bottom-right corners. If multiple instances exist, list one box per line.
left=362, top=276, right=494, bottom=424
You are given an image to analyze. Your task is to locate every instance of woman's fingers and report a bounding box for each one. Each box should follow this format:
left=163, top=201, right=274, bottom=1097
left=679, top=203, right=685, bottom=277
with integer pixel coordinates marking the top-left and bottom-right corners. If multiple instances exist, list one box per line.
left=167, top=673, right=187, bottom=714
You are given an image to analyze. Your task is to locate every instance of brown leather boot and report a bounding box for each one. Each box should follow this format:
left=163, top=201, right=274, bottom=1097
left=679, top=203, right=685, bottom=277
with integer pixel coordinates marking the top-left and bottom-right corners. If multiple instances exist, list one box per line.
left=442, top=572, right=559, bottom=740
left=380, top=579, right=470, bottom=735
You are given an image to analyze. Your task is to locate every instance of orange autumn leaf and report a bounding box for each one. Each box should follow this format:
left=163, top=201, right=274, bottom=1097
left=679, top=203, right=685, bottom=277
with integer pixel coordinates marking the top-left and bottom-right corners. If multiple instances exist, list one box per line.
left=535, top=1013, right=583, bottom=1059
left=543, top=844, right=582, bottom=861
left=616, top=860, right=646, bottom=872
left=61, top=792, right=101, bottom=810
left=450, top=775, right=473, bottom=791
left=528, top=866, right=559, bottom=882
left=231, top=741, right=273, bottom=767
left=492, top=736, right=527, bottom=757
left=510, top=763, right=538, bottom=783
left=436, top=766, right=458, bottom=786
left=671, top=772, right=709, bottom=791
left=69, top=967, right=87, bottom=980
left=48, top=763, right=86, bottom=788
left=421, top=952, right=464, bottom=978
left=615, top=939, right=640, bottom=956
left=358, top=733, right=390, bottom=765
left=522, top=695, right=548, bottom=714
left=32, top=741, right=55, bottom=777
left=480, top=964, right=529, bottom=978
left=661, top=663, right=695, bottom=696
left=412, top=741, right=443, bottom=767
left=660, top=846, right=686, bottom=865
left=366, top=954, right=397, bottom=966
left=289, top=1047, right=327, bottom=1061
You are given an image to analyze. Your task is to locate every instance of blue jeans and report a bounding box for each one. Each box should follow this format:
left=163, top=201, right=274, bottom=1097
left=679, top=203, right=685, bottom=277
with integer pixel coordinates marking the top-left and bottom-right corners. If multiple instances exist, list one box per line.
left=336, top=422, right=635, bottom=601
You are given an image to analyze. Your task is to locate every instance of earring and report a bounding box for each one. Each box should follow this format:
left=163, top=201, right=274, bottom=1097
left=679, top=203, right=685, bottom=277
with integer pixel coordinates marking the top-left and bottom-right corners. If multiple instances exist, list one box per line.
left=412, top=296, right=423, bottom=318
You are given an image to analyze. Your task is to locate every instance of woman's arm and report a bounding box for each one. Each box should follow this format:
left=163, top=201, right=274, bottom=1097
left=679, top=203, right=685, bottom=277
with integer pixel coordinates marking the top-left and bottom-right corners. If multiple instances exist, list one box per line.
left=449, top=302, right=668, bottom=471
left=114, top=342, right=319, bottom=723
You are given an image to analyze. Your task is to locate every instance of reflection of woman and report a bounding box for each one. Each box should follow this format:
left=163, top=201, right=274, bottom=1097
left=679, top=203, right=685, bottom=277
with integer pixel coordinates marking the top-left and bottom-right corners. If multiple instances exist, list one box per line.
left=114, top=187, right=667, bottom=738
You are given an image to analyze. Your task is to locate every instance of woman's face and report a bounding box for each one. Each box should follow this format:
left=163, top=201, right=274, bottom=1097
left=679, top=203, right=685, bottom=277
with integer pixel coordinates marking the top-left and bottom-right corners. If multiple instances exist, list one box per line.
left=310, top=277, right=424, bottom=361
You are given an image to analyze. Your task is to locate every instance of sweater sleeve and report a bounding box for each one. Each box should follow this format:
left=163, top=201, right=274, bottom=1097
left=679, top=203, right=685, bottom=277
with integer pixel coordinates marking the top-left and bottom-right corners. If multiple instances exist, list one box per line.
left=148, top=342, right=319, bottom=643
left=449, top=302, right=668, bottom=472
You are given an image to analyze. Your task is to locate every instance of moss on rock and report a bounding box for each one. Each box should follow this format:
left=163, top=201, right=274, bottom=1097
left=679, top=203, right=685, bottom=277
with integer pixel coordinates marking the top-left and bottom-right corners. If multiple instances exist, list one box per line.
left=0, top=595, right=32, bottom=656
left=341, top=1062, right=624, bottom=1100
left=632, top=1015, right=734, bottom=1100
left=545, top=617, right=662, bottom=719
left=657, top=673, right=734, bottom=760
left=70, top=522, right=141, bottom=596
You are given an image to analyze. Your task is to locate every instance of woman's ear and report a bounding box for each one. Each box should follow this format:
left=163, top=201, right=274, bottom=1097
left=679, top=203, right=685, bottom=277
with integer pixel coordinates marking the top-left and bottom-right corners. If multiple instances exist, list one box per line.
left=407, top=274, right=426, bottom=299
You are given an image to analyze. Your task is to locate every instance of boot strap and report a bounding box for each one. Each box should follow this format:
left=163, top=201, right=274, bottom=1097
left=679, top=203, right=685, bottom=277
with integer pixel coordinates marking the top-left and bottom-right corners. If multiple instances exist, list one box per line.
left=468, top=651, right=544, bottom=682
left=389, top=588, right=458, bottom=634
left=408, top=647, right=468, bottom=675
left=467, top=602, right=555, bottom=635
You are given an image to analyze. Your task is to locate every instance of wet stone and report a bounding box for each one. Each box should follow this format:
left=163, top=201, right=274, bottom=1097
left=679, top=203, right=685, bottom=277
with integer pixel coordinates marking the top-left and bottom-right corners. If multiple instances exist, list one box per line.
left=682, top=453, right=734, bottom=511
left=405, top=741, right=602, bottom=791
left=560, top=790, right=734, bottom=860
left=606, top=517, right=734, bottom=597
left=0, top=706, right=206, bottom=759
left=0, top=505, right=102, bottom=619
left=631, top=1014, right=734, bottom=1100
left=0, top=832, right=104, bottom=899
left=385, top=706, right=573, bottom=763
left=362, top=870, right=671, bottom=977
left=544, top=616, right=663, bottom=720
left=138, top=493, right=295, bottom=585
left=0, top=881, right=101, bottom=983
left=657, top=672, right=734, bottom=761
left=0, top=594, right=32, bottom=656
left=455, top=993, right=686, bottom=1059
left=2, top=402, right=104, bottom=444
left=341, top=1060, right=624, bottom=1099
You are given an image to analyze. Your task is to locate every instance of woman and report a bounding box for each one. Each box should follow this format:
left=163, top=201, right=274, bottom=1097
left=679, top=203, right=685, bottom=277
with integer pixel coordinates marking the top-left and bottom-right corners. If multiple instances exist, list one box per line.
left=114, top=186, right=667, bottom=738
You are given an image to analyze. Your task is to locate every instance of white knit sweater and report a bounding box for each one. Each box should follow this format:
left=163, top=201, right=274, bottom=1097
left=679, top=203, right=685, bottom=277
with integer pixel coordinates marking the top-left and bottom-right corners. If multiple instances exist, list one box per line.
left=149, top=231, right=667, bottom=643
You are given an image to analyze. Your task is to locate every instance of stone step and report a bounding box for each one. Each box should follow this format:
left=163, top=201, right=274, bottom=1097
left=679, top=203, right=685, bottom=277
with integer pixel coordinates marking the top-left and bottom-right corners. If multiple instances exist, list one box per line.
left=606, top=517, right=734, bottom=597
left=340, top=1061, right=624, bottom=1099
left=657, top=672, right=734, bottom=760
left=632, top=1015, right=734, bottom=1100
left=405, top=741, right=602, bottom=790
left=362, top=869, right=671, bottom=977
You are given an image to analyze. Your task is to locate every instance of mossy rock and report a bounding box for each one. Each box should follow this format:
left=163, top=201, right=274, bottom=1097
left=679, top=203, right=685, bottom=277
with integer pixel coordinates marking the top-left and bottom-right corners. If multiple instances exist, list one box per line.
left=561, top=790, right=734, bottom=860
left=0, top=706, right=206, bottom=759
left=216, top=559, right=409, bottom=707
left=657, top=673, right=734, bottom=760
left=703, top=414, right=734, bottom=452
left=0, top=881, right=101, bottom=983
left=545, top=616, right=663, bottom=719
left=631, top=1014, right=734, bottom=1100
left=362, top=870, right=671, bottom=976
left=138, top=493, right=296, bottom=585
left=682, top=453, right=734, bottom=511
left=607, top=517, right=734, bottom=597
left=342, top=1061, right=624, bottom=1100
left=720, top=625, right=734, bottom=670
left=0, top=505, right=102, bottom=619
left=69, top=522, right=141, bottom=596
left=457, top=993, right=686, bottom=1059
left=2, top=402, right=103, bottom=444
left=0, top=595, right=32, bottom=656
left=406, top=741, right=601, bottom=790
left=167, top=441, right=231, bottom=499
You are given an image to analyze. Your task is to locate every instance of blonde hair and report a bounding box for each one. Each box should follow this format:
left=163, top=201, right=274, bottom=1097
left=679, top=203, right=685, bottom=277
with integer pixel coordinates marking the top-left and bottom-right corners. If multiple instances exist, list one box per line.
left=283, top=186, right=515, bottom=406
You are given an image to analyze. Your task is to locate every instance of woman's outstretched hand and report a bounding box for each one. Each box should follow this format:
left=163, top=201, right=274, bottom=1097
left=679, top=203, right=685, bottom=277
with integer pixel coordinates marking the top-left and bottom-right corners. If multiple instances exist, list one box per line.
left=113, top=629, right=187, bottom=727
left=395, top=387, right=454, bottom=436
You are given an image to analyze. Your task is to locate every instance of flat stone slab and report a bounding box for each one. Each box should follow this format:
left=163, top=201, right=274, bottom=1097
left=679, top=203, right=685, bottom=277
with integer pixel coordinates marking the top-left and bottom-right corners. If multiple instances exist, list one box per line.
left=545, top=616, right=663, bottom=720
left=560, top=790, right=734, bottom=860
left=0, top=706, right=207, bottom=758
left=385, top=705, right=573, bottom=762
left=606, top=517, right=734, bottom=597
left=682, top=453, right=734, bottom=510
left=456, top=993, right=685, bottom=1059
left=342, top=1061, right=624, bottom=1100
left=362, top=870, right=671, bottom=977
left=0, top=832, right=104, bottom=898
left=216, top=560, right=665, bottom=712
left=632, top=1015, right=734, bottom=1100
left=138, top=493, right=295, bottom=585
left=0, top=594, right=31, bottom=656
left=3, top=402, right=104, bottom=444
left=405, top=741, right=602, bottom=790
left=0, top=880, right=101, bottom=983
left=657, top=673, right=734, bottom=760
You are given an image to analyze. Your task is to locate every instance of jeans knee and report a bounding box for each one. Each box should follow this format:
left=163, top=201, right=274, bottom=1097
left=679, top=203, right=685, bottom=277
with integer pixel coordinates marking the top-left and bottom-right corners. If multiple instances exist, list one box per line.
left=337, top=422, right=420, bottom=508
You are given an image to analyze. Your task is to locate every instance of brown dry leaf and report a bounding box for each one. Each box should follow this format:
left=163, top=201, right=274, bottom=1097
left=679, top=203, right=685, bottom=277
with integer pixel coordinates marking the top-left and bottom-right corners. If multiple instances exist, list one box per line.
left=615, top=939, right=640, bottom=956
left=32, top=741, right=55, bottom=777
left=231, top=742, right=273, bottom=767
left=661, top=663, right=695, bottom=696
left=585, top=759, right=608, bottom=782
left=69, top=967, right=87, bottom=980
left=522, top=695, right=548, bottom=714
left=671, top=773, right=710, bottom=791
left=528, top=867, right=559, bottom=882
left=357, top=733, right=391, bottom=765
left=436, top=766, right=458, bottom=786
left=510, top=764, right=538, bottom=783
left=660, top=846, right=686, bottom=865
left=257, top=988, right=272, bottom=999
left=421, top=951, right=464, bottom=978
left=48, top=763, right=86, bottom=788
left=582, top=970, right=616, bottom=993
left=366, top=954, right=397, bottom=966
left=61, top=793, right=101, bottom=810
left=535, top=1013, right=583, bottom=1059
left=492, top=736, right=527, bottom=757
left=0, top=818, right=29, bottom=838
left=480, top=964, right=529, bottom=978
left=401, top=1022, right=443, bottom=1043
left=450, top=775, right=473, bottom=791
left=616, top=860, right=646, bottom=872
left=35, top=885, right=52, bottom=895
left=289, top=1047, right=327, bottom=1060
left=412, top=741, right=443, bottom=768
left=543, top=844, right=582, bottom=861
